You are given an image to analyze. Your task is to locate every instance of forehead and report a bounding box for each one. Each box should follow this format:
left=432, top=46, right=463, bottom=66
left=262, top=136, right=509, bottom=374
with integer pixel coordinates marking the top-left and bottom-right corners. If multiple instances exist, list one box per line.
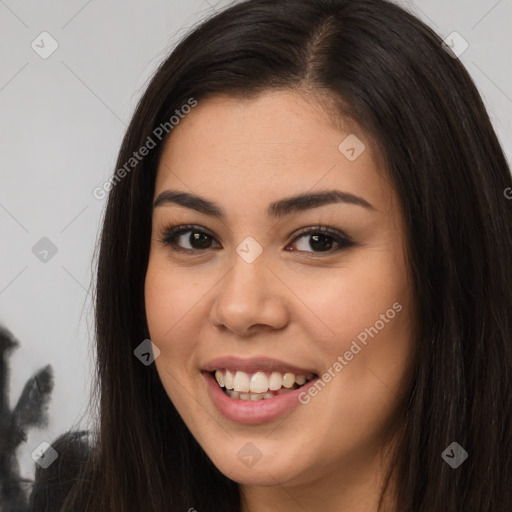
left=154, top=90, right=394, bottom=217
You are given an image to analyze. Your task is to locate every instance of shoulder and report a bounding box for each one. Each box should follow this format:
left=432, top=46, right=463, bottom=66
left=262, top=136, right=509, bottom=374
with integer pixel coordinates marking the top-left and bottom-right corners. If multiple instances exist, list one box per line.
left=28, top=430, right=91, bottom=512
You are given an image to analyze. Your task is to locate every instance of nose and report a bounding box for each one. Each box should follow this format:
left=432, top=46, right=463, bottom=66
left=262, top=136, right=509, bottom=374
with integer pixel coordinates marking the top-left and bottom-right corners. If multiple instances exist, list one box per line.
left=209, top=253, right=289, bottom=337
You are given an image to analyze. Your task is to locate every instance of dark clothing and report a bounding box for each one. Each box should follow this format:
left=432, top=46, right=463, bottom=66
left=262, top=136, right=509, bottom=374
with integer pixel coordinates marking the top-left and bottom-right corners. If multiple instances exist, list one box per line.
left=28, top=430, right=90, bottom=512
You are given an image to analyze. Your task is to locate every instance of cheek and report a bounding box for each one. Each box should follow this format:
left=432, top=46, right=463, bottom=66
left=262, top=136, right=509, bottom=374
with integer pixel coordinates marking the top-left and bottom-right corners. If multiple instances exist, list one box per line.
left=144, top=260, right=202, bottom=341
left=144, top=263, right=196, bottom=390
left=144, top=268, right=173, bottom=339
left=144, top=264, right=197, bottom=408
left=297, top=243, right=414, bottom=412
left=290, top=251, right=409, bottom=347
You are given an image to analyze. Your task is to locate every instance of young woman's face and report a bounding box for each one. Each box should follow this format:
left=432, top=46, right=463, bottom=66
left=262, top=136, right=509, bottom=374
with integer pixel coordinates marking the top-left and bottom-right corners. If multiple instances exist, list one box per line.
left=145, top=90, right=416, bottom=490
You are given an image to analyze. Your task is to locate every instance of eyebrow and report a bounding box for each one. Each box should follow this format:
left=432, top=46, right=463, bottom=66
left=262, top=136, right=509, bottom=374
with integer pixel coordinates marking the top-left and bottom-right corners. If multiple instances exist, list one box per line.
left=153, top=189, right=375, bottom=219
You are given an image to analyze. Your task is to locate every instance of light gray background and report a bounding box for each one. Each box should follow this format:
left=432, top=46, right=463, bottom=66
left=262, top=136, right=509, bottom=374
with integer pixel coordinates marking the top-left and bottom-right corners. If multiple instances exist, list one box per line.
left=1, top=0, right=511, bottom=481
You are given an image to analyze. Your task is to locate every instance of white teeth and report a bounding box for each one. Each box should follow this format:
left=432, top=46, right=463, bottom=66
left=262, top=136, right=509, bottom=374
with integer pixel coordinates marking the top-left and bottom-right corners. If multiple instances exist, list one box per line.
left=224, top=370, right=235, bottom=390
left=295, top=374, right=306, bottom=385
left=215, top=370, right=225, bottom=387
left=214, top=368, right=315, bottom=398
left=225, top=388, right=294, bottom=400
left=282, top=373, right=295, bottom=388
left=249, top=372, right=268, bottom=393
left=233, top=371, right=250, bottom=392
left=268, top=371, right=283, bottom=391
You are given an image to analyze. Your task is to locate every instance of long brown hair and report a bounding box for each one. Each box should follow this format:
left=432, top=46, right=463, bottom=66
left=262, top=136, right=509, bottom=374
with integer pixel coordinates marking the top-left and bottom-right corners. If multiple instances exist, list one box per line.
left=61, top=0, right=512, bottom=510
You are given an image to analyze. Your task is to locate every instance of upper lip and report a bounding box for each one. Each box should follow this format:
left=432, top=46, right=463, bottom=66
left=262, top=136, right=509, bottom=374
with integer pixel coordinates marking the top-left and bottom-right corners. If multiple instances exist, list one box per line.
left=202, top=356, right=318, bottom=375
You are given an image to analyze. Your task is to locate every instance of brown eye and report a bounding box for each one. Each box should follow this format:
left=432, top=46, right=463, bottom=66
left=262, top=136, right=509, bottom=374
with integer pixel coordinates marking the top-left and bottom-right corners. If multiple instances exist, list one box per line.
left=159, top=224, right=354, bottom=255
left=160, top=224, right=220, bottom=252
left=289, top=226, right=355, bottom=254
left=183, top=231, right=213, bottom=250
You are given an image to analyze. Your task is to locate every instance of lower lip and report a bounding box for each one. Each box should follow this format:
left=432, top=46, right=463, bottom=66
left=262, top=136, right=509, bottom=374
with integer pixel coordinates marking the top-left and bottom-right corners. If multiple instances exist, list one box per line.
left=202, top=371, right=319, bottom=424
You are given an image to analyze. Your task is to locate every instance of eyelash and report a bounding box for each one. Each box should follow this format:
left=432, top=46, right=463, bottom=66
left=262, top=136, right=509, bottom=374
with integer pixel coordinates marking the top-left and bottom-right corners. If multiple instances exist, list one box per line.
left=158, top=223, right=355, bottom=256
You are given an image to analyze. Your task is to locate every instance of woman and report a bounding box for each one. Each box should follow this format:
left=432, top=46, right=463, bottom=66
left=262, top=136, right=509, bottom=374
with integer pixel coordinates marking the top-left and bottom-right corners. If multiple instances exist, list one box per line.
left=31, top=0, right=512, bottom=510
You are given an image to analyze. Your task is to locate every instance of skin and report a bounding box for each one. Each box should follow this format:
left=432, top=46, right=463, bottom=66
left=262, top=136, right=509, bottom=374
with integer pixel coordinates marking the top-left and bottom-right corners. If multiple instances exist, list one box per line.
left=145, top=90, right=417, bottom=512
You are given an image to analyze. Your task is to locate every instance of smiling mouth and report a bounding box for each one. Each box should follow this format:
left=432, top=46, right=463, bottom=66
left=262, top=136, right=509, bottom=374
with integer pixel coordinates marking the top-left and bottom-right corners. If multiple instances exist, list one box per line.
left=212, top=369, right=317, bottom=401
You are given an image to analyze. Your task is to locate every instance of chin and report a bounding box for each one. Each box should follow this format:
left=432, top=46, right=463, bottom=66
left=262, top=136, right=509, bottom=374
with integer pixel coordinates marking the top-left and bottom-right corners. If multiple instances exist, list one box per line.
left=203, top=439, right=310, bottom=487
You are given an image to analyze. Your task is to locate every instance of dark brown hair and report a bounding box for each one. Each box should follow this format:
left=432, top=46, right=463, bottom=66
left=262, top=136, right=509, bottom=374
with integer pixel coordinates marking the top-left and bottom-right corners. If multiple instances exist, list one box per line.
left=57, top=0, right=512, bottom=510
